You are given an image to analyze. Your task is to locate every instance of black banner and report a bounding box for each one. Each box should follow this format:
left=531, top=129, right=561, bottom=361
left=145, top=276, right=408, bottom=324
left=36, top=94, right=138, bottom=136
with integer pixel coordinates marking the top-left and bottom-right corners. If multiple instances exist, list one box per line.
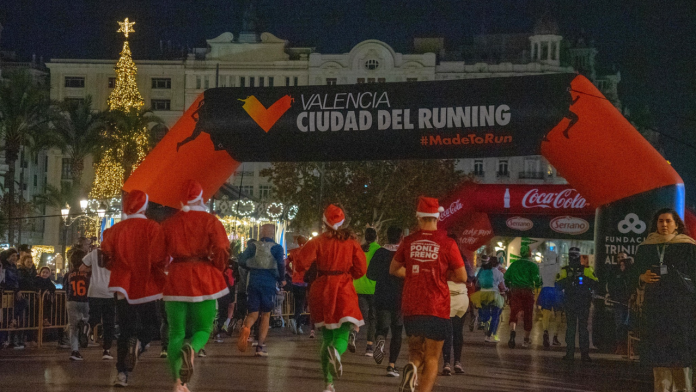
left=186, top=74, right=576, bottom=162
left=487, top=214, right=595, bottom=240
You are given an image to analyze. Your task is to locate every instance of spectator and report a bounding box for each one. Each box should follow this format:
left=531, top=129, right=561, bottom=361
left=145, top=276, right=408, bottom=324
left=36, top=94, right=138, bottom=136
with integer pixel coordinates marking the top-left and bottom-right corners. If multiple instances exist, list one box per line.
left=34, top=267, right=56, bottom=328
left=367, top=226, right=404, bottom=377
left=606, top=257, right=632, bottom=355
left=65, top=239, right=91, bottom=361
left=504, top=245, right=542, bottom=349
left=632, top=208, right=696, bottom=392
left=350, top=227, right=379, bottom=356
left=0, top=249, right=24, bottom=349
left=81, top=243, right=115, bottom=361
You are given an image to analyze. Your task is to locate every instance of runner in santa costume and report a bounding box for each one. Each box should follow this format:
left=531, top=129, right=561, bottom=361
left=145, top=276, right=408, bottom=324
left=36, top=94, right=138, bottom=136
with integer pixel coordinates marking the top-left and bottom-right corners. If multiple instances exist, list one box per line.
left=161, top=180, right=230, bottom=392
left=390, top=196, right=467, bottom=392
left=101, top=190, right=167, bottom=387
left=296, top=204, right=367, bottom=392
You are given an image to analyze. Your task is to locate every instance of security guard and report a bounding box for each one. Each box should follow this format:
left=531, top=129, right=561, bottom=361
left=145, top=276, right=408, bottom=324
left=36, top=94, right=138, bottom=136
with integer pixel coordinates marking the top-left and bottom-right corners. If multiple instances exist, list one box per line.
left=557, top=247, right=598, bottom=362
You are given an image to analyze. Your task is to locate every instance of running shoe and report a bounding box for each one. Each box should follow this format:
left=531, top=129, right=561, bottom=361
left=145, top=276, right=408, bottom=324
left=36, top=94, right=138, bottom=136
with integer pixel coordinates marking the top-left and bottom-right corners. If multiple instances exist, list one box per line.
left=373, top=339, right=385, bottom=364
left=442, top=363, right=452, bottom=376
left=125, top=337, right=140, bottom=371
left=255, top=345, right=268, bottom=357
left=454, top=362, right=464, bottom=374
left=160, top=349, right=168, bottom=358
left=399, top=362, right=417, bottom=392
left=326, top=345, right=343, bottom=378
left=309, top=330, right=315, bottom=339
left=238, top=326, right=250, bottom=352
left=113, top=372, right=128, bottom=387
left=289, top=319, right=298, bottom=334
left=297, top=325, right=304, bottom=335
left=180, top=343, right=195, bottom=384
left=77, top=320, right=89, bottom=349
left=347, top=331, right=357, bottom=353
left=222, top=318, right=231, bottom=333
left=543, top=330, right=550, bottom=349
left=364, top=344, right=374, bottom=357
left=490, top=334, right=500, bottom=342
left=522, top=338, right=531, bottom=348
left=69, top=351, right=83, bottom=361
left=214, top=334, right=224, bottom=343
left=386, top=366, right=399, bottom=377
left=198, top=348, right=207, bottom=357
left=102, top=349, right=113, bottom=360
left=469, top=315, right=478, bottom=332
left=508, top=331, right=516, bottom=349
left=322, top=383, right=336, bottom=392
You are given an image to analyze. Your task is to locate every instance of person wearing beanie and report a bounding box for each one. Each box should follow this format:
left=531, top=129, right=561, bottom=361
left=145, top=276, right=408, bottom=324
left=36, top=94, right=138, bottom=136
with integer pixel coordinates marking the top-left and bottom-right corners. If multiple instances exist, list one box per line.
left=504, top=245, right=542, bottom=349
left=349, top=227, right=379, bottom=356
left=296, top=204, right=367, bottom=392
left=236, top=223, right=285, bottom=357
left=287, top=235, right=309, bottom=335
left=161, top=180, right=231, bottom=392
left=389, top=196, right=467, bottom=392
left=557, top=247, right=597, bottom=362
left=101, top=190, right=167, bottom=387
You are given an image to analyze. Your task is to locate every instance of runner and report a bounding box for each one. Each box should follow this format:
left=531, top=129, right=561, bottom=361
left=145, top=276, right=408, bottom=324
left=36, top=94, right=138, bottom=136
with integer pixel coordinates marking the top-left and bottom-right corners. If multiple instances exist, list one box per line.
left=101, top=190, right=167, bottom=387
left=161, top=180, right=230, bottom=392
left=390, top=196, right=467, bottom=392
left=296, top=204, right=367, bottom=392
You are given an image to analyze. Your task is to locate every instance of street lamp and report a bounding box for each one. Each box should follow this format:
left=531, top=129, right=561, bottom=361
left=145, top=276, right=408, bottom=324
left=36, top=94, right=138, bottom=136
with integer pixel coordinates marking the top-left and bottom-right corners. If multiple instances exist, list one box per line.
left=79, top=199, right=88, bottom=211
left=97, top=203, right=107, bottom=219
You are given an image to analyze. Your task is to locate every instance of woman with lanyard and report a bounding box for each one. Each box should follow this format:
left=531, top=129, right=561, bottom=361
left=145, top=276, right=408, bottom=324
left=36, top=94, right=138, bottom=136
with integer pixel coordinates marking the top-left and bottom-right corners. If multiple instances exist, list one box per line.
left=296, top=204, right=367, bottom=392
left=633, top=208, right=696, bottom=392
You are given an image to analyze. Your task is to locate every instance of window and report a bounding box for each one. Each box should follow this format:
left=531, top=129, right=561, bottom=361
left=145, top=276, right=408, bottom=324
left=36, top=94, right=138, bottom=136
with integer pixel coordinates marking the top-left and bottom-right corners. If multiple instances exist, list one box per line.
left=497, top=159, right=509, bottom=177
left=33, top=175, right=37, bottom=187
left=196, top=76, right=201, bottom=89
left=151, top=78, right=172, bottom=89
left=240, top=77, right=246, bottom=87
left=519, top=158, right=544, bottom=179
left=61, top=158, right=72, bottom=180
left=326, top=78, right=337, bottom=85
left=108, top=77, right=116, bottom=88
left=406, top=78, right=418, bottom=82
left=365, top=59, right=380, bottom=70
left=378, top=78, right=386, bottom=83
left=357, top=78, right=365, bottom=84
left=285, top=77, right=290, bottom=86
left=151, top=99, right=171, bottom=111
left=249, top=77, right=255, bottom=88
left=268, top=77, right=274, bottom=87
left=473, top=160, right=484, bottom=176
left=44, top=159, right=48, bottom=173
left=259, top=185, right=272, bottom=200
left=294, top=77, right=298, bottom=86
left=367, top=78, right=376, bottom=83
left=204, top=76, right=210, bottom=89
left=259, top=77, right=265, bottom=87
left=22, top=183, right=27, bottom=191
left=239, top=185, right=254, bottom=197
left=64, top=77, right=85, bottom=88
left=64, top=98, right=85, bottom=106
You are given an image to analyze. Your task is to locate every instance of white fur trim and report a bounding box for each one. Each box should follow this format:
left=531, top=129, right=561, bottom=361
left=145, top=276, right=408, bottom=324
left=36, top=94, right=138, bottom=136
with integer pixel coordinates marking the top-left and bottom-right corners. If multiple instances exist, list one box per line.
left=123, top=213, right=147, bottom=220
left=134, top=194, right=149, bottom=215
left=108, top=287, right=162, bottom=305
left=182, top=205, right=191, bottom=212
left=438, top=206, right=444, bottom=212
left=162, top=287, right=230, bottom=303
left=323, top=215, right=345, bottom=230
left=188, top=190, right=204, bottom=205
left=315, top=316, right=364, bottom=330
left=416, top=212, right=441, bottom=218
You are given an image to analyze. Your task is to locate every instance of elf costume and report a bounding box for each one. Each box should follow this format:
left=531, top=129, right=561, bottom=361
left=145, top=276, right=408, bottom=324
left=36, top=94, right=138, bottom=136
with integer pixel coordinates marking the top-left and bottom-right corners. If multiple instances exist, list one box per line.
left=161, top=180, right=230, bottom=391
left=296, top=205, right=366, bottom=392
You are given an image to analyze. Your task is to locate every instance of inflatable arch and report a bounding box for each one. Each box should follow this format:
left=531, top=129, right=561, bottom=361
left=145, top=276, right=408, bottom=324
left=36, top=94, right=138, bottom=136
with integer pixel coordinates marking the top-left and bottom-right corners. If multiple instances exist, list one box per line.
left=125, top=73, right=684, bottom=282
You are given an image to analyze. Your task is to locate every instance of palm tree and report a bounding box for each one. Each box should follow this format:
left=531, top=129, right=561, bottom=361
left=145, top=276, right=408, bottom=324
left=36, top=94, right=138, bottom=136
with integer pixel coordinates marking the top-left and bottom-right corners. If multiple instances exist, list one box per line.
left=52, top=95, right=105, bottom=194
left=34, top=183, right=80, bottom=211
left=0, top=70, right=52, bottom=245
left=103, top=107, right=162, bottom=181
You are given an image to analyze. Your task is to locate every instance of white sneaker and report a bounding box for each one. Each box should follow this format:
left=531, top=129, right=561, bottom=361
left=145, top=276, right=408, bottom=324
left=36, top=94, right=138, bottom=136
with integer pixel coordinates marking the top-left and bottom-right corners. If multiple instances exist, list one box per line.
left=289, top=319, right=298, bottom=334
left=214, top=334, right=224, bottom=343
left=326, top=345, right=343, bottom=378
left=113, top=372, right=128, bottom=387
left=399, top=362, right=417, bottom=392
left=297, top=325, right=304, bottom=335
left=323, top=383, right=336, bottom=392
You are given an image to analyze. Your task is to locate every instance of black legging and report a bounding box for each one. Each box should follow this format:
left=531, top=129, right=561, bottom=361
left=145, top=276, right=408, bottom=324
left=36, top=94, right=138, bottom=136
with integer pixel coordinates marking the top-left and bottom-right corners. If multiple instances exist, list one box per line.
left=292, top=285, right=307, bottom=322
left=443, top=315, right=464, bottom=364
left=375, top=309, right=403, bottom=364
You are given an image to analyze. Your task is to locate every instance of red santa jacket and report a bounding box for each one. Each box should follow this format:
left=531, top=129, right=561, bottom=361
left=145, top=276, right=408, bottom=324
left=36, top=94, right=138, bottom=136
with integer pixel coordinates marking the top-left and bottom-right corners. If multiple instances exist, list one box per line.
left=296, top=233, right=366, bottom=330
left=102, top=217, right=167, bottom=304
left=161, top=209, right=230, bottom=302
left=287, top=246, right=307, bottom=285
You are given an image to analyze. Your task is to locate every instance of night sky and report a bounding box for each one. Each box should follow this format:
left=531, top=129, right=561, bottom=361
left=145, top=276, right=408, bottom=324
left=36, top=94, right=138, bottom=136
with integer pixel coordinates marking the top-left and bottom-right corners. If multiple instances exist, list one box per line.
left=2, top=1, right=695, bottom=204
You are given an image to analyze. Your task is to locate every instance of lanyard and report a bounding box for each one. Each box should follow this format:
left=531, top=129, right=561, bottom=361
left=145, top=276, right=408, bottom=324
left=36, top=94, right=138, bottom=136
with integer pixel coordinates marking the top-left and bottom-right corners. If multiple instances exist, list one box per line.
left=656, top=245, right=668, bottom=265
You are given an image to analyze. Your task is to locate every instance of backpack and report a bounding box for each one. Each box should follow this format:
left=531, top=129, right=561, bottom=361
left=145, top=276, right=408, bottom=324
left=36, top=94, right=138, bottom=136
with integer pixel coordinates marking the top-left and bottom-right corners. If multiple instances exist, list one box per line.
left=477, top=269, right=495, bottom=289
left=246, top=242, right=278, bottom=272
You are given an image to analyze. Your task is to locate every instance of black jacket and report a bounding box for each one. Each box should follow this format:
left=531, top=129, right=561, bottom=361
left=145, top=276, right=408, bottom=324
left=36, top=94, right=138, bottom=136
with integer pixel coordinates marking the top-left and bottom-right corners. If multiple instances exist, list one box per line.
left=366, top=247, right=403, bottom=312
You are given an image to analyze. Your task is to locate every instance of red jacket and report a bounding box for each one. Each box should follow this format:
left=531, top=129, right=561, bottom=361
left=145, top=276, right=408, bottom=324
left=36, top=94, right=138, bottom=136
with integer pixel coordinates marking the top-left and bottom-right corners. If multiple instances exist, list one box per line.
left=102, top=217, right=167, bottom=304
left=287, top=246, right=306, bottom=284
left=296, top=233, right=366, bottom=330
left=161, top=210, right=230, bottom=302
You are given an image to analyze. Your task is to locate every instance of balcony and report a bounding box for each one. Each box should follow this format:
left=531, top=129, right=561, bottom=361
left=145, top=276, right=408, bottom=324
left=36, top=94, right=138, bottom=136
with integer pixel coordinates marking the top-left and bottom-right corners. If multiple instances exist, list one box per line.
left=518, top=171, right=545, bottom=180
left=496, top=171, right=510, bottom=178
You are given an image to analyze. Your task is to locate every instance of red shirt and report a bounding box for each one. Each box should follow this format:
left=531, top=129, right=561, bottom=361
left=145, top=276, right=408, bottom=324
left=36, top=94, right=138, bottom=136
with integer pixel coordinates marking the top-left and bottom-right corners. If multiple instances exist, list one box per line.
left=287, top=246, right=306, bottom=284
left=393, top=229, right=464, bottom=319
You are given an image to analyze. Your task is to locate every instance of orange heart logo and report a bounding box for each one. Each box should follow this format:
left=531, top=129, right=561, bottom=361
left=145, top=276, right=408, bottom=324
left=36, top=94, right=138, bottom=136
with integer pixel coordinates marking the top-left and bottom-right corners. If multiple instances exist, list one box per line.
left=238, top=95, right=293, bottom=133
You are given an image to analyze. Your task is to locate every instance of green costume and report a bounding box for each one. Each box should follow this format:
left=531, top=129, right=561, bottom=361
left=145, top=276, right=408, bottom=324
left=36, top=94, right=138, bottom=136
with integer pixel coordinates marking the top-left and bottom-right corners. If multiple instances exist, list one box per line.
left=166, top=300, right=217, bottom=379
left=320, top=323, right=352, bottom=383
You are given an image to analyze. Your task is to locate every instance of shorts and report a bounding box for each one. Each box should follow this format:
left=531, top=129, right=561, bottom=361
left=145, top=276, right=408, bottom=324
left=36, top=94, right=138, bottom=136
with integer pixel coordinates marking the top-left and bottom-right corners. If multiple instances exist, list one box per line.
left=247, top=285, right=276, bottom=313
left=403, top=315, right=449, bottom=341
left=509, top=288, right=535, bottom=331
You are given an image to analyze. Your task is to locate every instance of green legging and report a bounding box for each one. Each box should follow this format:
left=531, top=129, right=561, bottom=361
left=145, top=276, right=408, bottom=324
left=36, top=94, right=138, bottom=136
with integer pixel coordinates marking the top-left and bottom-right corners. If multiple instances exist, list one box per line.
left=165, top=300, right=217, bottom=380
left=320, top=323, right=352, bottom=384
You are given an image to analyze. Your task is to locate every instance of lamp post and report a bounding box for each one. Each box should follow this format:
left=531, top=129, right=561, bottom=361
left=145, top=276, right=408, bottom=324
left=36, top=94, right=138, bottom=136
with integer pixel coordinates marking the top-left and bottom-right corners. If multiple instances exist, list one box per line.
left=60, top=200, right=108, bottom=265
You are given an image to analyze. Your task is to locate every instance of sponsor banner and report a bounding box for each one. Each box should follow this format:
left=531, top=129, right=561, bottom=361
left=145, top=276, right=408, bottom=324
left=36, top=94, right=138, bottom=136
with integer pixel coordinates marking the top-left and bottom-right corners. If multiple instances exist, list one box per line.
left=488, top=214, right=594, bottom=240
left=188, top=74, right=575, bottom=161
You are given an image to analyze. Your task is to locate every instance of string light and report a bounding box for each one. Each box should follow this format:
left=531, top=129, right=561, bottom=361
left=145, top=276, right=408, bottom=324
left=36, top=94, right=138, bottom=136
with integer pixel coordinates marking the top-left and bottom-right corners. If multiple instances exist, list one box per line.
left=31, top=246, right=55, bottom=267
left=266, top=202, right=284, bottom=220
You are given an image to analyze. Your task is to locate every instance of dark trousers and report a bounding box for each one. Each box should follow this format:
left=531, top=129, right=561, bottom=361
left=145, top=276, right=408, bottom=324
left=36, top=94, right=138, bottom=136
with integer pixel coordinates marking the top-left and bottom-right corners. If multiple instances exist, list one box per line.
left=443, top=315, right=465, bottom=364
left=613, top=306, right=629, bottom=345
left=88, top=297, right=115, bottom=350
left=376, top=309, right=403, bottom=364
left=157, top=300, right=169, bottom=350
left=565, top=303, right=590, bottom=356
left=116, top=299, right=158, bottom=373
left=358, top=294, right=376, bottom=343
left=216, top=292, right=234, bottom=330
left=292, top=285, right=307, bottom=322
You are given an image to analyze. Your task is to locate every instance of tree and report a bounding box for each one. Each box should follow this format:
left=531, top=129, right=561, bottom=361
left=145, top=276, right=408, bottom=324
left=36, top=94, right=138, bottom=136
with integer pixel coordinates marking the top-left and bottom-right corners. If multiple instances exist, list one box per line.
left=0, top=70, right=52, bottom=245
left=261, top=160, right=466, bottom=239
left=51, top=95, right=106, bottom=195
left=104, top=107, right=162, bottom=180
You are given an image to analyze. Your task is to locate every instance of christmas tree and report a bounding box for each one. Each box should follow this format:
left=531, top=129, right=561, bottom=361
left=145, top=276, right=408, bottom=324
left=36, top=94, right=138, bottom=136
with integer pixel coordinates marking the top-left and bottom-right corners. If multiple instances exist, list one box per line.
left=90, top=18, right=149, bottom=200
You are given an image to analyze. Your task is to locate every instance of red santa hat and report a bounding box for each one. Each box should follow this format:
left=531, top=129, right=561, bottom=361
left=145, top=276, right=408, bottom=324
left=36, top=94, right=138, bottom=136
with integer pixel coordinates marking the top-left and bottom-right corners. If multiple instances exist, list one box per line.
left=181, top=179, right=205, bottom=212
left=124, top=190, right=148, bottom=215
left=323, top=204, right=345, bottom=230
left=416, top=196, right=444, bottom=219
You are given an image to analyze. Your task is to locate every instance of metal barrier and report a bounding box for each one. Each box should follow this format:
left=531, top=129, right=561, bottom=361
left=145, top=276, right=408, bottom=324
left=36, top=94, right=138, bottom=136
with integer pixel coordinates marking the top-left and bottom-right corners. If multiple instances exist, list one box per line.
left=0, top=290, right=69, bottom=348
left=278, top=290, right=310, bottom=325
